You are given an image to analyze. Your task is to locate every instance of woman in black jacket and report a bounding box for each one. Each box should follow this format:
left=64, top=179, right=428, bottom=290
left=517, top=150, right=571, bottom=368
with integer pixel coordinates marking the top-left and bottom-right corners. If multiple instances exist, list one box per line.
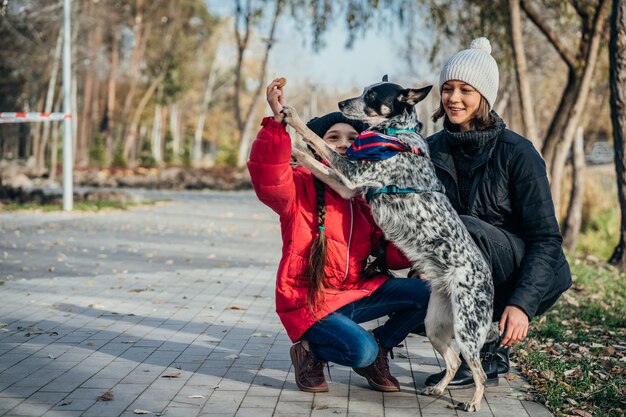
left=423, top=37, right=572, bottom=389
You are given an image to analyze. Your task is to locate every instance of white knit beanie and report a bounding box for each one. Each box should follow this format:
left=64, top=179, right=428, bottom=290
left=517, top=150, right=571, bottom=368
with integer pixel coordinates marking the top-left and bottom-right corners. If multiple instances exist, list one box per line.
left=439, top=37, right=499, bottom=109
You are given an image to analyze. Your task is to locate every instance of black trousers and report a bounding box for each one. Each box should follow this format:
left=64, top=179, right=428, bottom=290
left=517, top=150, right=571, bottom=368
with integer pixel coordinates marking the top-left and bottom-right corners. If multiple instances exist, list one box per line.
left=460, top=215, right=560, bottom=320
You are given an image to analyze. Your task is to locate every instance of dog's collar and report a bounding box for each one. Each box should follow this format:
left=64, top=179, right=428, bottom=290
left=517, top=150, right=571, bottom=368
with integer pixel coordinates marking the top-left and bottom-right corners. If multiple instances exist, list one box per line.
left=382, top=127, right=416, bottom=135
left=366, top=184, right=444, bottom=202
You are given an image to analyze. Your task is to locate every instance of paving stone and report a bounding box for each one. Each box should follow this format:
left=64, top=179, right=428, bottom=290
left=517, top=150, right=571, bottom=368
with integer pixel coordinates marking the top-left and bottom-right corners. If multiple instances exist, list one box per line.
left=0, top=192, right=554, bottom=417
left=6, top=401, right=53, bottom=416
left=235, top=408, right=275, bottom=417
left=40, top=411, right=83, bottom=417
left=0, top=397, right=23, bottom=410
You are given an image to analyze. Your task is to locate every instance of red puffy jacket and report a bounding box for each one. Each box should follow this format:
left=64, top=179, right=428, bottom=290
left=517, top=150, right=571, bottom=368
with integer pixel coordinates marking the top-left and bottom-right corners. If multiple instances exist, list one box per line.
left=247, top=117, right=411, bottom=342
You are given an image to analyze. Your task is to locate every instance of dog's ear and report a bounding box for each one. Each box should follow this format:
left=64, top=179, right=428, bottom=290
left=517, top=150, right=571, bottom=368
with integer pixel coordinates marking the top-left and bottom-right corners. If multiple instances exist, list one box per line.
left=399, top=85, right=433, bottom=105
left=382, top=74, right=389, bottom=82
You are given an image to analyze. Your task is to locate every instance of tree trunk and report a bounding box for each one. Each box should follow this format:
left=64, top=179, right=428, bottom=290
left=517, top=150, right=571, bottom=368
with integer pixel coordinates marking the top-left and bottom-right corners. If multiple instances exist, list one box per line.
left=123, top=73, right=165, bottom=161
left=50, top=121, right=60, bottom=182
left=562, top=126, right=585, bottom=252
left=520, top=0, right=601, bottom=171
left=193, top=60, right=218, bottom=167
left=169, top=103, right=181, bottom=163
left=105, top=32, right=119, bottom=162
left=79, top=69, right=95, bottom=167
left=119, top=0, right=146, bottom=148
left=550, top=0, right=609, bottom=218
left=151, top=102, right=163, bottom=163
left=609, top=0, right=626, bottom=267
left=29, top=97, right=43, bottom=168
left=235, top=0, right=285, bottom=167
left=36, top=26, right=63, bottom=175
left=508, top=0, right=540, bottom=149
left=77, top=0, right=100, bottom=167
left=494, top=90, right=510, bottom=117
left=71, top=0, right=79, bottom=165
left=540, top=71, right=578, bottom=170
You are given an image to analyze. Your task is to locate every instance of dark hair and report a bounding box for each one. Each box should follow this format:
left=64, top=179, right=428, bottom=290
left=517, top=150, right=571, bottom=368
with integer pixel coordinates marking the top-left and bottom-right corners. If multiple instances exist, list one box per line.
left=432, top=95, right=496, bottom=131
left=307, top=176, right=328, bottom=314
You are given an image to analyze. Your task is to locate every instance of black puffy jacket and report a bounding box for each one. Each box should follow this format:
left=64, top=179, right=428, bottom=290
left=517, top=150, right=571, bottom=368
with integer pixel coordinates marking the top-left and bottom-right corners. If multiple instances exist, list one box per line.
left=427, top=127, right=572, bottom=319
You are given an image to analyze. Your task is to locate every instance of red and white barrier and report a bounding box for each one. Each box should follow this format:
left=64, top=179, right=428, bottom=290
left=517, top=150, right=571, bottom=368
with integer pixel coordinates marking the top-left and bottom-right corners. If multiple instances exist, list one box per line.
left=0, top=112, right=72, bottom=124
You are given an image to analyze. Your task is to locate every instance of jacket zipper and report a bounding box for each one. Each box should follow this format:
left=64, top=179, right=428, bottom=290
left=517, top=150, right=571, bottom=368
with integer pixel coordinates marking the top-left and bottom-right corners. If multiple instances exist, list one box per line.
left=342, top=199, right=354, bottom=282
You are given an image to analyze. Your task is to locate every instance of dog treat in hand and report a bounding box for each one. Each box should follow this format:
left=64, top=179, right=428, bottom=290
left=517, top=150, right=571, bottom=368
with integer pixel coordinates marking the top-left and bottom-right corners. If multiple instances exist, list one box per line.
left=276, top=77, right=287, bottom=88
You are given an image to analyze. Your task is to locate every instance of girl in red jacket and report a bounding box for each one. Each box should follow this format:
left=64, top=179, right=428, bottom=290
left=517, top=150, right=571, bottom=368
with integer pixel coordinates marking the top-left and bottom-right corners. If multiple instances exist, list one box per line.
left=247, top=78, right=430, bottom=393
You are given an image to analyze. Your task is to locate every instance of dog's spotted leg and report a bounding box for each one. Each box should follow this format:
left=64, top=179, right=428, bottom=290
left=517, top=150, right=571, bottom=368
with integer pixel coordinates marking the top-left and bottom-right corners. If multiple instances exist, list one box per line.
left=420, top=291, right=459, bottom=396
left=282, top=105, right=337, bottom=163
left=423, top=345, right=461, bottom=396
left=455, top=354, right=485, bottom=412
left=292, top=148, right=360, bottom=199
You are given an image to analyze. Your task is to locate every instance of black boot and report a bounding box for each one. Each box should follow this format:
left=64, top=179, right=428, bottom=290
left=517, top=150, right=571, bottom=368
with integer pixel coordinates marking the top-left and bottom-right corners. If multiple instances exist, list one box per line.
left=424, top=341, right=500, bottom=390
left=495, top=345, right=510, bottom=374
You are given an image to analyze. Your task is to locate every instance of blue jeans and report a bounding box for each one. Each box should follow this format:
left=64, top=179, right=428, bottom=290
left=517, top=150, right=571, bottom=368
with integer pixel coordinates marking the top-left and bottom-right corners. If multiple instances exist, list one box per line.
left=303, top=278, right=430, bottom=368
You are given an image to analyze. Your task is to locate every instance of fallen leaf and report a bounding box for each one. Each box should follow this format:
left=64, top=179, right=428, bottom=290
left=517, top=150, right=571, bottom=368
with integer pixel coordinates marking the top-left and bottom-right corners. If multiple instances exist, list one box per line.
left=161, top=371, right=181, bottom=378
left=227, top=306, right=247, bottom=311
left=539, top=370, right=555, bottom=381
left=571, top=409, right=593, bottom=417
left=24, top=326, right=44, bottom=337
left=602, top=346, right=617, bottom=355
left=59, top=400, right=72, bottom=406
left=224, top=354, right=239, bottom=360
left=187, top=395, right=205, bottom=399
left=313, top=405, right=329, bottom=410
left=504, top=375, right=521, bottom=380
left=133, top=409, right=151, bottom=415
left=98, top=391, right=114, bottom=401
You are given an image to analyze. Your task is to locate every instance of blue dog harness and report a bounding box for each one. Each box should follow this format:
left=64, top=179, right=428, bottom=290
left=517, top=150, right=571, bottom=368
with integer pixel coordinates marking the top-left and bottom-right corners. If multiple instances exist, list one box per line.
left=346, top=129, right=426, bottom=161
left=346, top=128, right=444, bottom=202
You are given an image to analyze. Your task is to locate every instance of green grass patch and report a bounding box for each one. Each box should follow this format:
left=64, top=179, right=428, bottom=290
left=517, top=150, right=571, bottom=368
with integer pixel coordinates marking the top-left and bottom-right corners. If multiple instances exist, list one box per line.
left=516, top=258, right=626, bottom=416
left=1, top=200, right=155, bottom=212
left=576, top=207, right=620, bottom=260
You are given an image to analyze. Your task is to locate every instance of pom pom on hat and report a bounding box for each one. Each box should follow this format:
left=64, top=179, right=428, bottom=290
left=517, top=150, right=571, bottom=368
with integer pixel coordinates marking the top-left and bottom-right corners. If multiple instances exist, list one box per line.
left=470, top=37, right=492, bottom=54
left=306, top=112, right=368, bottom=138
left=439, top=37, right=499, bottom=109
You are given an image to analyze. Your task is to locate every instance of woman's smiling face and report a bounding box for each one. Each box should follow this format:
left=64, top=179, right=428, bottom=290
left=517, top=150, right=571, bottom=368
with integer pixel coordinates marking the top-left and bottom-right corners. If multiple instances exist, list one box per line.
left=440, top=80, right=482, bottom=131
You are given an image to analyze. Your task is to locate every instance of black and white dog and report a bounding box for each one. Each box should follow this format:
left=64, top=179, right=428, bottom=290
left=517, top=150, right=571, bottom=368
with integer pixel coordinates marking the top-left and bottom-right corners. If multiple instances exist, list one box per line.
left=282, top=77, right=495, bottom=412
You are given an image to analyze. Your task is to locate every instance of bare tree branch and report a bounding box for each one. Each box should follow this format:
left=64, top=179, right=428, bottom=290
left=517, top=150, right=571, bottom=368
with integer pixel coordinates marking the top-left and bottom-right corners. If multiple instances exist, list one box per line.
left=520, top=0, right=577, bottom=70
left=568, top=0, right=590, bottom=23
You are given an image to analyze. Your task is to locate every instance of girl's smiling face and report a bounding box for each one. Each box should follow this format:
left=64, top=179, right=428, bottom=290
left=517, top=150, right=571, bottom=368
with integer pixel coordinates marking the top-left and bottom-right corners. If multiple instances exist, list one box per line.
left=322, top=123, right=359, bottom=156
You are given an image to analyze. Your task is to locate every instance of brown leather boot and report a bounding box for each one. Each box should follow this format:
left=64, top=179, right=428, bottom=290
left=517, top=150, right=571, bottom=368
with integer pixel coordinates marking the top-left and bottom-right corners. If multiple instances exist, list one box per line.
left=352, top=340, right=400, bottom=392
left=290, top=342, right=328, bottom=393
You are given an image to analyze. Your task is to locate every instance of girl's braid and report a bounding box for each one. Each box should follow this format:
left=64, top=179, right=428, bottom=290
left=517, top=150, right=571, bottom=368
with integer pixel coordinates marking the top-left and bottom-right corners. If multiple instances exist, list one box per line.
left=307, top=176, right=328, bottom=314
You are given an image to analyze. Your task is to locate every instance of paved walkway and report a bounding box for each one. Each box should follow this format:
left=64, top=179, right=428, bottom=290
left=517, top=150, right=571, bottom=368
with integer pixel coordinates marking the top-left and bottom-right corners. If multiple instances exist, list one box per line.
left=0, top=190, right=552, bottom=417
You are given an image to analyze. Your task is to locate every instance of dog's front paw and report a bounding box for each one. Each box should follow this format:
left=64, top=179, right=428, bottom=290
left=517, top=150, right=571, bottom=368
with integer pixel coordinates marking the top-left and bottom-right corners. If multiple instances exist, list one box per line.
left=291, top=147, right=306, bottom=161
left=419, top=386, right=443, bottom=396
left=456, top=401, right=480, bottom=412
left=281, top=105, right=298, bottom=123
